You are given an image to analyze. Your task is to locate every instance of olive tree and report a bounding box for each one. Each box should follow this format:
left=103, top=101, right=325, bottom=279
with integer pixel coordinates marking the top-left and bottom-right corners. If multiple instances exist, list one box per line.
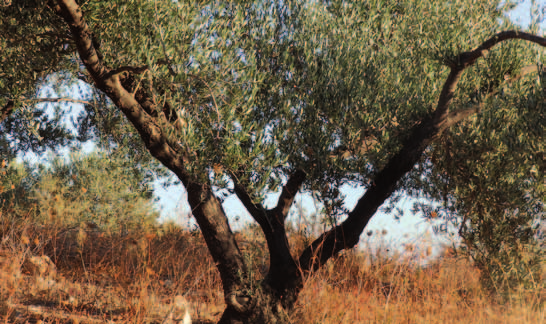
left=1, top=0, right=544, bottom=322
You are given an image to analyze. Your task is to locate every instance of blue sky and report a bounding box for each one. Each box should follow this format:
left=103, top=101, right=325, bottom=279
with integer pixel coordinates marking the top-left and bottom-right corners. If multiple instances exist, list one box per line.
left=507, top=0, right=545, bottom=29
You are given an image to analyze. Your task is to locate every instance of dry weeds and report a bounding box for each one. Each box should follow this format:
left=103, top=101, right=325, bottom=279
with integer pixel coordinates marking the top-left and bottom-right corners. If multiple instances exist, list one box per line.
left=0, top=219, right=543, bottom=323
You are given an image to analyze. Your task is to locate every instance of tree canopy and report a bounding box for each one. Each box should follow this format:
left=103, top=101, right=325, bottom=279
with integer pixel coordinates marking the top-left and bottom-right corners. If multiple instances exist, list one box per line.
left=1, top=0, right=544, bottom=322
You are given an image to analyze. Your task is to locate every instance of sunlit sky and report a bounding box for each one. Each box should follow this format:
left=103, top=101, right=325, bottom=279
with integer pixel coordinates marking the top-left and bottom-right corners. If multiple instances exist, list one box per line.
left=22, top=0, right=544, bottom=260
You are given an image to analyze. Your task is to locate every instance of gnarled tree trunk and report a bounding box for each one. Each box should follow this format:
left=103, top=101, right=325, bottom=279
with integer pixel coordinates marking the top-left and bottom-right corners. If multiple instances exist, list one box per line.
left=49, top=1, right=545, bottom=323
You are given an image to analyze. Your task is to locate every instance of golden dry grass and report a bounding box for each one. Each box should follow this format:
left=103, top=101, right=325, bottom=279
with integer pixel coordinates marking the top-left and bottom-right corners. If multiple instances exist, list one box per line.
left=0, top=219, right=543, bottom=323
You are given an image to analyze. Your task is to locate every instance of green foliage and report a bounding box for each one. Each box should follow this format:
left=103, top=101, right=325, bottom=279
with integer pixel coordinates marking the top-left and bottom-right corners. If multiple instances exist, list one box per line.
left=0, top=1, right=81, bottom=158
left=427, top=42, right=545, bottom=298
left=0, top=0, right=76, bottom=100
left=0, top=152, right=159, bottom=232
left=1, top=0, right=544, bottom=299
left=1, top=0, right=533, bottom=198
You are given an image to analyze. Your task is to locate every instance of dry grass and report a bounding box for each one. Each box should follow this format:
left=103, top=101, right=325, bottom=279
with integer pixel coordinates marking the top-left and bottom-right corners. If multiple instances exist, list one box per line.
left=0, top=220, right=222, bottom=323
left=0, top=218, right=543, bottom=323
left=293, top=251, right=543, bottom=323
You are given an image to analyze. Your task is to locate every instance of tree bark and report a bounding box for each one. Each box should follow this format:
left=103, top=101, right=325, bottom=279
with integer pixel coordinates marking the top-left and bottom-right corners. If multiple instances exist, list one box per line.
left=51, top=0, right=254, bottom=318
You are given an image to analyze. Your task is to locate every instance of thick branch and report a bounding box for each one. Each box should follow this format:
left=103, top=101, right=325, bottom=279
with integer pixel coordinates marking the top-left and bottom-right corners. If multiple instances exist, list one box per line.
left=51, top=0, right=108, bottom=84
left=298, top=116, right=437, bottom=272
left=232, top=171, right=306, bottom=302
left=440, top=64, right=543, bottom=131
left=454, top=31, right=546, bottom=69
left=52, top=0, right=249, bottom=310
left=233, top=169, right=306, bottom=226
left=119, top=73, right=191, bottom=163
left=54, top=0, right=188, bottom=183
left=297, top=31, right=546, bottom=273
left=273, top=169, right=306, bottom=220
left=232, top=179, right=268, bottom=226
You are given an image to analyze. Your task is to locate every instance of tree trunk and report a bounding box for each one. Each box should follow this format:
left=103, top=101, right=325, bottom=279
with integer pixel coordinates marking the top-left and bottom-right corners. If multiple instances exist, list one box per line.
left=217, top=286, right=295, bottom=324
left=50, top=2, right=546, bottom=323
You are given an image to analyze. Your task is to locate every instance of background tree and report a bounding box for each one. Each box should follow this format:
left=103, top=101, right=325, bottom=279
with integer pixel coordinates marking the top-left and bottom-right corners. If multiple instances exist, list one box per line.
left=0, top=150, right=159, bottom=232
left=1, top=0, right=544, bottom=323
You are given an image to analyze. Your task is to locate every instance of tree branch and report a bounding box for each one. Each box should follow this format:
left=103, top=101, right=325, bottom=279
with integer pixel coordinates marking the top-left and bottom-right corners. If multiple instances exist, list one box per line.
left=273, top=169, right=306, bottom=221
left=440, top=64, right=543, bottom=131
left=50, top=0, right=108, bottom=84
left=434, top=31, right=545, bottom=131
left=453, top=31, right=546, bottom=69
left=231, top=169, right=306, bottom=227
left=231, top=177, right=269, bottom=227
left=297, top=31, right=546, bottom=273
left=506, top=64, right=542, bottom=83
left=262, top=170, right=306, bottom=305
left=443, top=106, right=480, bottom=129
left=0, top=100, right=15, bottom=124
left=20, top=97, right=93, bottom=105
left=108, top=65, right=149, bottom=77
left=2, top=97, right=93, bottom=125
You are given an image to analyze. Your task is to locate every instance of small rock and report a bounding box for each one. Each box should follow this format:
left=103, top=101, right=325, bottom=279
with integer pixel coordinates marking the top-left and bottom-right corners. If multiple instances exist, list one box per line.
left=165, top=295, right=192, bottom=324
left=22, top=255, right=57, bottom=279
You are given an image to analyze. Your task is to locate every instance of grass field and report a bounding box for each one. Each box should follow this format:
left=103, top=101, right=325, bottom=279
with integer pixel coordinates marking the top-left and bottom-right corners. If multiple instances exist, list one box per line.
left=0, top=219, right=543, bottom=323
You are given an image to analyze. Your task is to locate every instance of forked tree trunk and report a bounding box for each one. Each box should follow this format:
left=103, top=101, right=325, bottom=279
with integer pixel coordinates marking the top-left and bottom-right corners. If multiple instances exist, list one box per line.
left=47, top=1, right=546, bottom=323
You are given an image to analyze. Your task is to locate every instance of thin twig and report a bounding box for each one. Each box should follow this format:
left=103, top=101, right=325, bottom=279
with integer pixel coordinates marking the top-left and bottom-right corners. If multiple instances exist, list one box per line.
left=187, top=73, right=222, bottom=139
left=19, top=98, right=93, bottom=105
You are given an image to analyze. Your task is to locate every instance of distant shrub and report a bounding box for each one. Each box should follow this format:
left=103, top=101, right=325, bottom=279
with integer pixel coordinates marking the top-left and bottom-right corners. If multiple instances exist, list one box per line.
left=0, top=152, right=158, bottom=232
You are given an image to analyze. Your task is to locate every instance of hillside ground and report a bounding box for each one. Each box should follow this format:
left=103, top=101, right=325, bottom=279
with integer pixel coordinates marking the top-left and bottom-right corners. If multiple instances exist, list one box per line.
left=0, top=217, right=543, bottom=323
